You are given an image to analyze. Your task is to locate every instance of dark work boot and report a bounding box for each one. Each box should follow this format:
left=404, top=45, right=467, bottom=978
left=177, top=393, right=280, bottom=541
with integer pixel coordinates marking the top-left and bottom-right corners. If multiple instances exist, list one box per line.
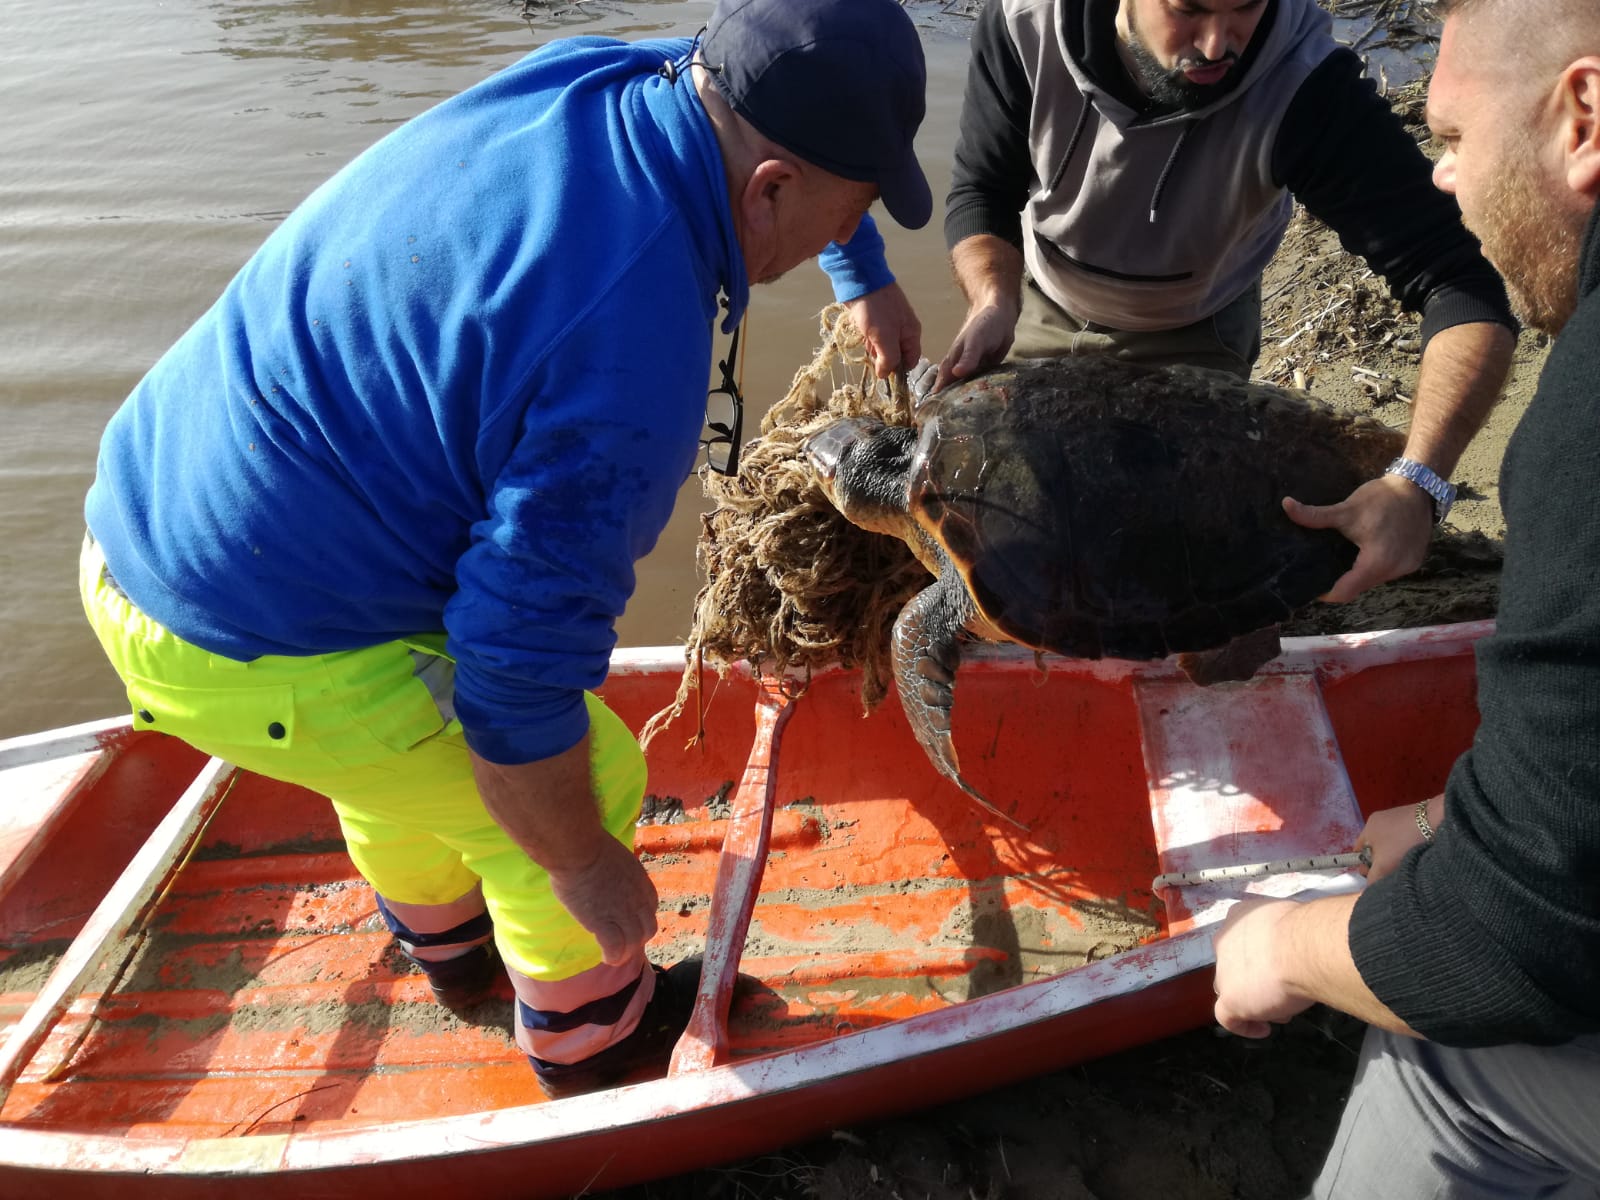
left=532, top=958, right=704, bottom=1100
left=416, top=942, right=502, bottom=1011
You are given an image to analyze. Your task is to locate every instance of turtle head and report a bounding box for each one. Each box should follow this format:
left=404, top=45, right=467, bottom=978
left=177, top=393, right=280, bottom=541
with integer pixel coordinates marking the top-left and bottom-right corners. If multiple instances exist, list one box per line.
left=803, top=418, right=918, bottom=538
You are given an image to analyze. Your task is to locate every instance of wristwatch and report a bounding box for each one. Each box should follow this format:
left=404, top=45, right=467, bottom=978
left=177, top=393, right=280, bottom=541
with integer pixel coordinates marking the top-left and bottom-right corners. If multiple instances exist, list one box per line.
left=1384, top=457, right=1457, bottom=525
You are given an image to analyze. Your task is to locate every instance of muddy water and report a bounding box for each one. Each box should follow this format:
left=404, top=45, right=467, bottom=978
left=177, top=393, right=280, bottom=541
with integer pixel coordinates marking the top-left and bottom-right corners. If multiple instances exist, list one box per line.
left=0, top=0, right=1424, bottom=738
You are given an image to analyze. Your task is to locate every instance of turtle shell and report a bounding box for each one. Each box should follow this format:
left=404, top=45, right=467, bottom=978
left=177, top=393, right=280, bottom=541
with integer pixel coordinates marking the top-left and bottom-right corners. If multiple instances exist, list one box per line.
left=909, top=355, right=1405, bottom=661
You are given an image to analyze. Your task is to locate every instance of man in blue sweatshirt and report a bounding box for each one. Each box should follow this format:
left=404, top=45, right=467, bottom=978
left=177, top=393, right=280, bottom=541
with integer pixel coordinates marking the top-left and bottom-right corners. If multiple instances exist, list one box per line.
left=81, top=0, right=931, bottom=1098
left=1212, top=0, right=1600, bottom=1193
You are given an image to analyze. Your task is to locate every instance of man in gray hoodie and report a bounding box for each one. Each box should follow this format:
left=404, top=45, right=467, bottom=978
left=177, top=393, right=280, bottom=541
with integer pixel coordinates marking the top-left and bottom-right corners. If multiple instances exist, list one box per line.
left=934, top=0, right=1517, bottom=604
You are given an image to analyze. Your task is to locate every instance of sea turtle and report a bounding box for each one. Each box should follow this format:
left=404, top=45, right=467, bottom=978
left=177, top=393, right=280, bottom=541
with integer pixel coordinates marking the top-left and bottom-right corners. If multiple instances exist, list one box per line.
left=804, top=354, right=1405, bottom=807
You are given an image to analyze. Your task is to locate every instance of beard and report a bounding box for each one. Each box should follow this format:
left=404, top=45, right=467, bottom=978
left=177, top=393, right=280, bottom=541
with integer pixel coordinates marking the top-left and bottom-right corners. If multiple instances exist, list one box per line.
left=1470, top=145, right=1583, bottom=335
left=1124, top=16, right=1238, bottom=112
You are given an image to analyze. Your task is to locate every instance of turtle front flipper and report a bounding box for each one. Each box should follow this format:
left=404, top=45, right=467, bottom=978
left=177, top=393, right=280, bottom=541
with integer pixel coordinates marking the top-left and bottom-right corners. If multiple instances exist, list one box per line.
left=892, top=565, right=1027, bottom=831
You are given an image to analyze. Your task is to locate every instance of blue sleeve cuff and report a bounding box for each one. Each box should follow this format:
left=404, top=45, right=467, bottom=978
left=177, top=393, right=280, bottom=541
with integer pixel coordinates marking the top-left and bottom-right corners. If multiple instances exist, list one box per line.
left=818, top=216, right=894, bottom=303
left=458, top=684, right=592, bottom=765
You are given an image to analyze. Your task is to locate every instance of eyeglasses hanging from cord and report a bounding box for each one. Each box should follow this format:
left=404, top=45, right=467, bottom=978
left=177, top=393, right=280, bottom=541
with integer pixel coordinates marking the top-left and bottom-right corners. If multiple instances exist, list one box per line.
left=700, top=299, right=746, bottom=477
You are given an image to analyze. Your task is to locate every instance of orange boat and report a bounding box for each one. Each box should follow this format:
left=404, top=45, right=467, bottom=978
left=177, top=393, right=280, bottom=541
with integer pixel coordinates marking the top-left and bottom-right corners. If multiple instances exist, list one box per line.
left=0, top=623, right=1488, bottom=1199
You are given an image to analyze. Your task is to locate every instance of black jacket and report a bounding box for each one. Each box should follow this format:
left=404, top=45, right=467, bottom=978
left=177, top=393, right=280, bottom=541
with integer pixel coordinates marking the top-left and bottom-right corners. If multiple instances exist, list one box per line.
left=1350, top=207, right=1600, bottom=1045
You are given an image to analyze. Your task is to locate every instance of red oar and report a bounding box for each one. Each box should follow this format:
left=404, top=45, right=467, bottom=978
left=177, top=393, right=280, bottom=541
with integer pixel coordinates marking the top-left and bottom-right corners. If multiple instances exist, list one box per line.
left=669, top=675, right=794, bottom=1074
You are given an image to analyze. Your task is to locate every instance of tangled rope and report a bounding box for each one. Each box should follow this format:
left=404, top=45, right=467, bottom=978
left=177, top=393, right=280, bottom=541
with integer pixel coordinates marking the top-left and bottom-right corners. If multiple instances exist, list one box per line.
left=640, top=306, right=930, bottom=748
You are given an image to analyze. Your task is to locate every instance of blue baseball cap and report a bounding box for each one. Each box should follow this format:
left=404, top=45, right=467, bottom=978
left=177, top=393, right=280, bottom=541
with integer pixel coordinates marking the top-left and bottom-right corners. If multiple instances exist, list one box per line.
left=701, top=0, right=933, bottom=230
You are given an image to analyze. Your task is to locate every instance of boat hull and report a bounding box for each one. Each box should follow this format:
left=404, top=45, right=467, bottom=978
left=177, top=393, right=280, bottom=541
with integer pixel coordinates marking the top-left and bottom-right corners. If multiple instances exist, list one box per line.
left=0, top=624, right=1488, bottom=1198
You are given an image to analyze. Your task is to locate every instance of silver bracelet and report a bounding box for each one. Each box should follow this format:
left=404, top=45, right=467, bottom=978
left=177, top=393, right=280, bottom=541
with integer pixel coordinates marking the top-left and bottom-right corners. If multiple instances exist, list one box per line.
left=1415, top=798, right=1436, bottom=842
left=1385, top=457, right=1457, bottom=525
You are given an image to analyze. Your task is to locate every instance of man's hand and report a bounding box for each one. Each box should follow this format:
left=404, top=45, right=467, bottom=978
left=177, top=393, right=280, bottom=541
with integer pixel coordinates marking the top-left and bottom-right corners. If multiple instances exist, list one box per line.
left=1283, top=473, right=1434, bottom=603
left=1355, top=794, right=1442, bottom=882
left=546, top=837, right=660, bottom=965
left=470, top=739, right=657, bottom=967
left=1211, top=898, right=1317, bottom=1038
left=1291, top=319, right=1513, bottom=600
left=846, top=281, right=922, bottom=378
left=934, top=303, right=1017, bottom=392
left=1212, top=891, right=1414, bottom=1039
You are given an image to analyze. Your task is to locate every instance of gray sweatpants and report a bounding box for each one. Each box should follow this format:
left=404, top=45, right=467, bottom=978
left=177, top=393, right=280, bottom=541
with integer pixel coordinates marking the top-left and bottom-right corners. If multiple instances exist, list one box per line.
left=1010, top=276, right=1264, bottom=379
left=1313, top=1026, right=1600, bottom=1199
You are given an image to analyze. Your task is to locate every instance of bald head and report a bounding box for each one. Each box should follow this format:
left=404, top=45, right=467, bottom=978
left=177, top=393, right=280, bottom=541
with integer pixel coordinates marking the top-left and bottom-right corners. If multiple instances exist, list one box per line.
left=1428, top=0, right=1600, bottom=332
left=1433, top=0, right=1589, bottom=20
left=1433, top=0, right=1599, bottom=86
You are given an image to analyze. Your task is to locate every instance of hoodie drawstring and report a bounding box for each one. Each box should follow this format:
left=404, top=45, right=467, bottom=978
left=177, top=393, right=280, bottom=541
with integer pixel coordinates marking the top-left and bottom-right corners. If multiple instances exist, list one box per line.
left=1149, top=122, right=1192, bottom=223
left=1045, top=102, right=1094, bottom=195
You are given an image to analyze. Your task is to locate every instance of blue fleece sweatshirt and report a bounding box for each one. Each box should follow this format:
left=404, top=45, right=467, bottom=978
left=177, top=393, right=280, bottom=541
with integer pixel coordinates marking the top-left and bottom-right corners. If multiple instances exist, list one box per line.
left=85, top=35, right=892, bottom=765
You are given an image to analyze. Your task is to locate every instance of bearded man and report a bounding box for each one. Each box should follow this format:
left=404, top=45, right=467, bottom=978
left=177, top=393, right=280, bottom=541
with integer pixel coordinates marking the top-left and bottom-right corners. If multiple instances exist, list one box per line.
left=930, top=0, right=1518, bottom=606
left=1210, top=1, right=1600, bottom=1193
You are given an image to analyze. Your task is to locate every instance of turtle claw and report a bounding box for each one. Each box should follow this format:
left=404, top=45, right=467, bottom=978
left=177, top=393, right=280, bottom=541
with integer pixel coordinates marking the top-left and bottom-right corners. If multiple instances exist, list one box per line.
left=957, top=777, right=1030, bottom=833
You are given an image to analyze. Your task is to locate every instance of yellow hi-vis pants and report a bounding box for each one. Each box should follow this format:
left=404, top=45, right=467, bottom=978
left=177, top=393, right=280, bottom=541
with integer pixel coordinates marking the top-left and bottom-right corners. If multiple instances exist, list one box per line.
left=79, top=536, right=646, bottom=982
